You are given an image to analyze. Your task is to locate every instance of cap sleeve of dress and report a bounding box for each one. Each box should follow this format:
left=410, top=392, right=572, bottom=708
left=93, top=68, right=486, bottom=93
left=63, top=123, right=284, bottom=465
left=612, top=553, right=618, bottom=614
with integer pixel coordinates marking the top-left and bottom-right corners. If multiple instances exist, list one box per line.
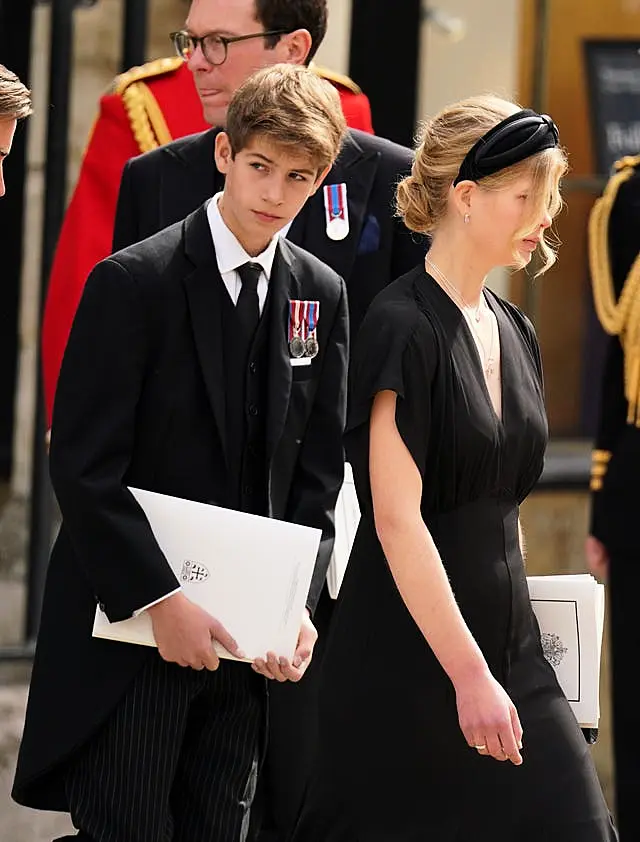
left=345, top=298, right=437, bottom=479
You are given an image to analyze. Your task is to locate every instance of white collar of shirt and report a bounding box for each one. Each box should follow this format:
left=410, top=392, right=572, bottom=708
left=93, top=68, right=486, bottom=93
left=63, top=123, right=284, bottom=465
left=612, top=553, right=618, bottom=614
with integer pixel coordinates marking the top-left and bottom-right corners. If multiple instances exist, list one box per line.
left=206, top=192, right=292, bottom=313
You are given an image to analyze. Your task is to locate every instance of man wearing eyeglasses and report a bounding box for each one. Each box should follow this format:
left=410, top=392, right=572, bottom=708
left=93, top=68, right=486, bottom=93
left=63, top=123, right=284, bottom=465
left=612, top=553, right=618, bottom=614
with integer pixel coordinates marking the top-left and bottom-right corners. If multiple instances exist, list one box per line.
left=40, top=3, right=373, bottom=430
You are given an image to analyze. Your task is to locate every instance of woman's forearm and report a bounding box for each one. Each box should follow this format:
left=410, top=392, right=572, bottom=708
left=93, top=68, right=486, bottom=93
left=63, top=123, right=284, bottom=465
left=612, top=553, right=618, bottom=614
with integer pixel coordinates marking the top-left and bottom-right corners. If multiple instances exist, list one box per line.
left=376, top=513, right=490, bottom=687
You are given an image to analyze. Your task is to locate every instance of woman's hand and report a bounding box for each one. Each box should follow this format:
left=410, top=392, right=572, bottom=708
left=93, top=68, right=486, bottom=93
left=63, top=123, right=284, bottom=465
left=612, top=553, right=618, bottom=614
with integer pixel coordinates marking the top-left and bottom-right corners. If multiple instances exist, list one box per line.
left=455, top=669, right=523, bottom=765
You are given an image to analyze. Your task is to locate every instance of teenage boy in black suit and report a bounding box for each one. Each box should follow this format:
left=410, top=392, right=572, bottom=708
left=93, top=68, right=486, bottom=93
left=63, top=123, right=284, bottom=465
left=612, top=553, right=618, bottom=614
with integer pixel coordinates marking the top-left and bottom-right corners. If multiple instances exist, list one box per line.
left=12, top=63, right=348, bottom=842
left=110, top=5, right=426, bottom=838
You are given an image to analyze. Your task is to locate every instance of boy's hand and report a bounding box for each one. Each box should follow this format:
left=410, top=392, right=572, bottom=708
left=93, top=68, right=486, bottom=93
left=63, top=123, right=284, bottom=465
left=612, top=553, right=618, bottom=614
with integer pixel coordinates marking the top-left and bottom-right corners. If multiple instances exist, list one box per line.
left=147, top=591, right=244, bottom=670
left=252, top=610, right=317, bottom=682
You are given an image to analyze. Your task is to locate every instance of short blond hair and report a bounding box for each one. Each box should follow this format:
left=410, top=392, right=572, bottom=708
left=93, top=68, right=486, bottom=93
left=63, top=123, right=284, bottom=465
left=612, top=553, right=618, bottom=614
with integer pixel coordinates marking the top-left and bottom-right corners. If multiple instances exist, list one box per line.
left=0, top=64, right=32, bottom=121
left=397, top=94, right=568, bottom=273
left=226, top=63, right=346, bottom=173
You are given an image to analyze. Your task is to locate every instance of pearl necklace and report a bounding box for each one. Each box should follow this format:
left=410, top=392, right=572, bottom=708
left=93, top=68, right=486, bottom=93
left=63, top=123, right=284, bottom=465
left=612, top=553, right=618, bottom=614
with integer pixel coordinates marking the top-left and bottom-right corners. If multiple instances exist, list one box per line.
left=425, top=256, right=498, bottom=377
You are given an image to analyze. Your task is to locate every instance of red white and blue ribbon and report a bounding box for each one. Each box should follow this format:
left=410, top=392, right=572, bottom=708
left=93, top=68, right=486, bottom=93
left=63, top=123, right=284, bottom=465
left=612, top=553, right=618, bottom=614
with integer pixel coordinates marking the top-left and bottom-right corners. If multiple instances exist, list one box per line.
left=289, top=299, right=320, bottom=357
left=323, top=182, right=349, bottom=241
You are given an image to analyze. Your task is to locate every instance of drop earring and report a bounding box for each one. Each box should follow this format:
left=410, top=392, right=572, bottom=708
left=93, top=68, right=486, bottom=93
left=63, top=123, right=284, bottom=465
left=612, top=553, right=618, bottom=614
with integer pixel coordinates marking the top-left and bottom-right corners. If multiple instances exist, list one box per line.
left=464, top=213, right=470, bottom=224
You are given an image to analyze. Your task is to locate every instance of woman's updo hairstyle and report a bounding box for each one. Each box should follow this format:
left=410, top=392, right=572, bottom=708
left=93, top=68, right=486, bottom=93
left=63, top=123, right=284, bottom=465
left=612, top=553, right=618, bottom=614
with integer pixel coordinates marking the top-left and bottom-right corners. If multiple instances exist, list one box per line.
left=396, top=94, right=519, bottom=235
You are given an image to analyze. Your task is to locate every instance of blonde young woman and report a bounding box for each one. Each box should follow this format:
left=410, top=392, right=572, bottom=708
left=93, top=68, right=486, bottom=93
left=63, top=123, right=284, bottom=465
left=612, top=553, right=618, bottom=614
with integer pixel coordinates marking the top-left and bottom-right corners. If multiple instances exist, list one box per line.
left=292, top=96, right=618, bottom=841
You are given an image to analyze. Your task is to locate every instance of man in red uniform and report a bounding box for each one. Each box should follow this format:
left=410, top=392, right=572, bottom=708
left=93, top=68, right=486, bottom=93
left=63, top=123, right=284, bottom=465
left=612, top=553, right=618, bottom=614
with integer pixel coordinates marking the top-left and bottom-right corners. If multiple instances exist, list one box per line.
left=41, top=29, right=372, bottom=424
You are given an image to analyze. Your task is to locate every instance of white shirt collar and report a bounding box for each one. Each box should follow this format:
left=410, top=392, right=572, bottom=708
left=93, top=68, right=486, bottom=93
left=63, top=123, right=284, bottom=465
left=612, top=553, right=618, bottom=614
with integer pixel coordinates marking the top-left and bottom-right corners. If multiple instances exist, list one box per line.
left=206, top=192, right=280, bottom=280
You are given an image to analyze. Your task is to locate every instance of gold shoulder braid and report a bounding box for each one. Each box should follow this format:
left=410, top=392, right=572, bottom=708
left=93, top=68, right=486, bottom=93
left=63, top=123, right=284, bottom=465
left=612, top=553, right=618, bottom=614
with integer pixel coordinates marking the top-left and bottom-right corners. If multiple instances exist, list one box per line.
left=114, top=57, right=182, bottom=154
left=588, top=154, right=640, bottom=426
left=590, top=449, right=612, bottom=491
left=309, top=63, right=363, bottom=94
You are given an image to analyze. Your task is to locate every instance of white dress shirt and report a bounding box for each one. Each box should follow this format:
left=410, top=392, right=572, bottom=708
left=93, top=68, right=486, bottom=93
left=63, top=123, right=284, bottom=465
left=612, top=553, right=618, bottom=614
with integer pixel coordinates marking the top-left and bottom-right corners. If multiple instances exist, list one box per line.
left=207, top=191, right=294, bottom=309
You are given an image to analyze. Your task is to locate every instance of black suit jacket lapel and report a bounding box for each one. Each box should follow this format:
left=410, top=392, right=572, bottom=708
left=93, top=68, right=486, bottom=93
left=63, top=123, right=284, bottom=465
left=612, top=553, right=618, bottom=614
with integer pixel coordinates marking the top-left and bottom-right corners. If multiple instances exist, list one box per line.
left=162, top=129, right=223, bottom=227
left=287, top=131, right=380, bottom=279
left=181, top=204, right=228, bottom=462
left=265, top=241, right=302, bottom=463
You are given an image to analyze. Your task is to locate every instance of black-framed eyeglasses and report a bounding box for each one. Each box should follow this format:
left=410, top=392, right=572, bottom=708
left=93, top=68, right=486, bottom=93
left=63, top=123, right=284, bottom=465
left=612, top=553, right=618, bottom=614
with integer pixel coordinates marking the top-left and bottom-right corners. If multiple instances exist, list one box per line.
left=170, top=29, right=289, bottom=67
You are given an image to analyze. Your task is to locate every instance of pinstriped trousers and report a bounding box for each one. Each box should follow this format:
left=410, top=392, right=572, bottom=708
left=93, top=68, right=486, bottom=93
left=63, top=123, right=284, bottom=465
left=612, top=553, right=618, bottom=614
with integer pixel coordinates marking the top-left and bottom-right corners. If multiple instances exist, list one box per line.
left=58, top=653, right=265, bottom=842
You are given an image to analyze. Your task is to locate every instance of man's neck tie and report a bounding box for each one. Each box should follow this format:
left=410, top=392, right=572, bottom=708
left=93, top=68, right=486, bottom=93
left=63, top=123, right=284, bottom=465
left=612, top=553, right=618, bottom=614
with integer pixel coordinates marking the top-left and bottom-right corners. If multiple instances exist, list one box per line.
left=236, top=261, right=262, bottom=342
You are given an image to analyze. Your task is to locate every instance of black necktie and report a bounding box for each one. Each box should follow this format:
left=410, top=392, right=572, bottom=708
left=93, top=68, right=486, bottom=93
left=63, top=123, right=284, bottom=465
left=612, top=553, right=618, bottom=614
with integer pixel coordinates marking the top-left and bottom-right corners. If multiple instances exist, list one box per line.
left=236, top=262, right=262, bottom=342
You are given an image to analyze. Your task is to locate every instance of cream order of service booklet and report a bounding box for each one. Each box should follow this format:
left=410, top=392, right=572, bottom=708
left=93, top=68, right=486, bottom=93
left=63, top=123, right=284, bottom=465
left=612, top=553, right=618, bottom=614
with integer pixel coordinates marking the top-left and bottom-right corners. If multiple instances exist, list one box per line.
left=92, top=487, right=321, bottom=663
left=526, top=573, right=605, bottom=728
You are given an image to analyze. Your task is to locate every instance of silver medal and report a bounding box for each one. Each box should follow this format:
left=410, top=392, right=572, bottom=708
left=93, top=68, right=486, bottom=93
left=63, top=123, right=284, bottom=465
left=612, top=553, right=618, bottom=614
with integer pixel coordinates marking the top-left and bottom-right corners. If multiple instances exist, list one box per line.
left=304, top=335, right=319, bottom=358
left=289, top=335, right=306, bottom=358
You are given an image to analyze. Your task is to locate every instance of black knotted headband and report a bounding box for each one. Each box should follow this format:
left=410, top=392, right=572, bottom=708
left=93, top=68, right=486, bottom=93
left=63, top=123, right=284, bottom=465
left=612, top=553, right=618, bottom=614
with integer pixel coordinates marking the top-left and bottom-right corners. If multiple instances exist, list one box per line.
left=453, top=109, right=560, bottom=185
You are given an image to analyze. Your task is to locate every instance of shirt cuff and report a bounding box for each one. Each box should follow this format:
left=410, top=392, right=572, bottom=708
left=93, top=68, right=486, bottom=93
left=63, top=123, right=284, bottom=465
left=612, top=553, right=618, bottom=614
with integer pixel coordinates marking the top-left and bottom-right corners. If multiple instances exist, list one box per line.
left=133, top=587, right=182, bottom=617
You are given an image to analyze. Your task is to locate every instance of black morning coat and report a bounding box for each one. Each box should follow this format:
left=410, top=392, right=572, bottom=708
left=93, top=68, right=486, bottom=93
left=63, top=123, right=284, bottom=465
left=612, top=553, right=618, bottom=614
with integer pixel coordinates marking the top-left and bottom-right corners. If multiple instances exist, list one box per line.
left=104, top=127, right=428, bottom=834
left=12, top=204, right=349, bottom=810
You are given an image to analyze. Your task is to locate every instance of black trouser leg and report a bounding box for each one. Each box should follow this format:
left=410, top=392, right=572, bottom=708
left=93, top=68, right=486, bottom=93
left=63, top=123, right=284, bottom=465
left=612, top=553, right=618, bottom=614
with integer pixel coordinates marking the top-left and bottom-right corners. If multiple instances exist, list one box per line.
left=171, top=661, right=263, bottom=842
left=64, top=653, right=264, bottom=842
left=250, top=585, right=335, bottom=842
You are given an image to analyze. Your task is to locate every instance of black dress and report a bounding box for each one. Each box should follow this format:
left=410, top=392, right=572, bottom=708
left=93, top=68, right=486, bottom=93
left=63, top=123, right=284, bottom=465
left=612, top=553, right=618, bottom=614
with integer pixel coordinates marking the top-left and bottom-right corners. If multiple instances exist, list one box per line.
left=291, top=267, right=617, bottom=842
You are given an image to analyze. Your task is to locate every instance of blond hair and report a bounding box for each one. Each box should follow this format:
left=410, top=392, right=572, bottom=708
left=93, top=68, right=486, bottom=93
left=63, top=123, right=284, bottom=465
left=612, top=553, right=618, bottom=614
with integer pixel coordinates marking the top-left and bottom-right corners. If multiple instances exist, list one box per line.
left=0, top=64, right=32, bottom=121
left=225, top=63, right=346, bottom=173
left=396, top=94, right=568, bottom=274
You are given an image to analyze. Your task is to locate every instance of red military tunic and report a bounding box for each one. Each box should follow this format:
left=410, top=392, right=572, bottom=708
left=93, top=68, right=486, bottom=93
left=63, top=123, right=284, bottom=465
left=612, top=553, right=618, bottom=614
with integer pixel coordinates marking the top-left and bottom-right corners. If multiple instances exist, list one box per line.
left=41, top=58, right=373, bottom=424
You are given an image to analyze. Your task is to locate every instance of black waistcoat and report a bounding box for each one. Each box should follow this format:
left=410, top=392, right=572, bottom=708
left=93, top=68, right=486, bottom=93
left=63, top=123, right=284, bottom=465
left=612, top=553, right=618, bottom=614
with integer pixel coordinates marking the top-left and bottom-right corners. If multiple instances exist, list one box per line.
left=220, top=279, right=271, bottom=515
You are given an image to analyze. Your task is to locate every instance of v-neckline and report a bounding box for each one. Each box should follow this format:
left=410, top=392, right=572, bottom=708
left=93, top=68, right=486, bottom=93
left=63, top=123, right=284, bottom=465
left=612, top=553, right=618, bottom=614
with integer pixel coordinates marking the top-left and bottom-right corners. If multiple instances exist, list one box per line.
left=422, top=269, right=506, bottom=427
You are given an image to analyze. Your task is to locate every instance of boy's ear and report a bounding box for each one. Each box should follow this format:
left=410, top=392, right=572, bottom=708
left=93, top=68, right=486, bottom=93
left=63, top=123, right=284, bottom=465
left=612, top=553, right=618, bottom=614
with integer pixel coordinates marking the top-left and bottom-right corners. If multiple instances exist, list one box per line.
left=214, top=131, right=234, bottom=173
left=310, top=165, right=332, bottom=195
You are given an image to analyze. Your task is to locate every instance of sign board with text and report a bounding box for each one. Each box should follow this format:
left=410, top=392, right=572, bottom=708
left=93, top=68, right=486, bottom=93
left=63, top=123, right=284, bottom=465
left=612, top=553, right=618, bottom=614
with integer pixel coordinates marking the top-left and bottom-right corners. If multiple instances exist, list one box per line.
left=584, top=39, right=640, bottom=174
